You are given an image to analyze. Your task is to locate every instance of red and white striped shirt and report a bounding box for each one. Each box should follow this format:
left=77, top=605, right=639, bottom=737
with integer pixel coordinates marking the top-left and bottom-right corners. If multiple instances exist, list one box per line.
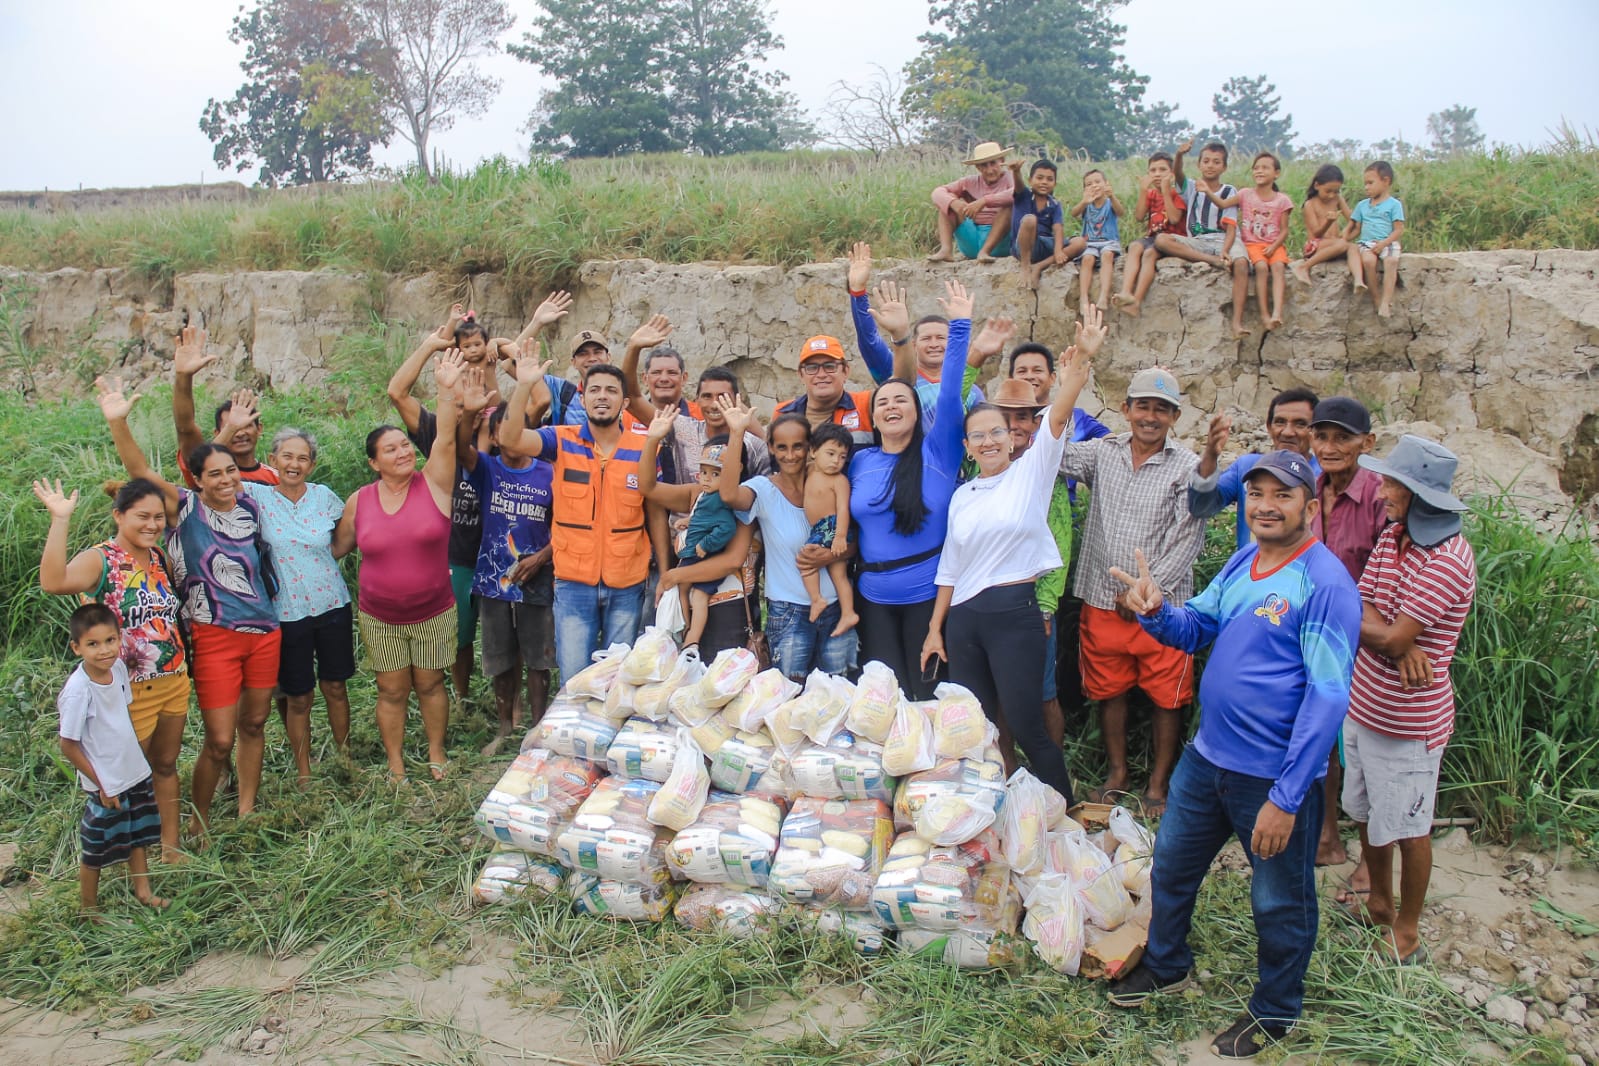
left=1347, top=525, right=1477, bottom=748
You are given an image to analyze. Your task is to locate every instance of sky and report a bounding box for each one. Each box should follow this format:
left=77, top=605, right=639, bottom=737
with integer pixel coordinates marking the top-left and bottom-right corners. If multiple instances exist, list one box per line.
left=1, top=0, right=1596, bottom=190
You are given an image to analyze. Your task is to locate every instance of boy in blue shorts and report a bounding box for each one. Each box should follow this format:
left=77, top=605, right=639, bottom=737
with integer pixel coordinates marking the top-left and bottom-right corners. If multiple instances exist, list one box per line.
left=58, top=603, right=168, bottom=918
left=1007, top=157, right=1068, bottom=289
left=1345, top=160, right=1406, bottom=318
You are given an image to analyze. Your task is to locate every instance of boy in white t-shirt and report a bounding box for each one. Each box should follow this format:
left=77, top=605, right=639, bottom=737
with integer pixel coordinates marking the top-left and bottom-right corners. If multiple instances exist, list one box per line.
left=57, top=603, right=168, bottom=917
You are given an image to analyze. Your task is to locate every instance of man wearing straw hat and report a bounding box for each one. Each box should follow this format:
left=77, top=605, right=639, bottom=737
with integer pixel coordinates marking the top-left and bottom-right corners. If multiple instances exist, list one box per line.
left=929, top=142, right=1017, bottom=263
left=1342, top=434, right=1477, bottom=966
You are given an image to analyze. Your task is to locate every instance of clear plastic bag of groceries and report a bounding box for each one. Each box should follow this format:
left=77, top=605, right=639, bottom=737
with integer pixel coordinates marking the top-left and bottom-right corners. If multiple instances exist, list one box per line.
left=531, top=695, right=621, bottom=762
left=999, top=768, right=1051, bottom=875
left=1021, top=872, right=1086, bottom=976
left=619, top=625, right=679, bottom=686
left=869, top=828, right=1019, bottom=934
left=568, top=872, right=679, bottom=922
left=1056, top=828, right=1133, bottom=930
left=646, top=727, right=710, bottom=831
left=674, top=883, right=781, bottom=938
left=692, top=647, right=761, bottom=709
left=563, top=642, right=631, bottom=700
left=893, top=750, right=1007, bottom=846
left=768, top=797, right=892, bottom=912
left=471, top=843, right=566, bottom=905
left=788, top=730, right=896, bottom=802
left=881, top=697, right=937, bottom=778
left=555, top=777, right=674, bottom=885
left=845, top=660, right=900, bottom=743
left=634, top=647, right=706, bottom=721
left=475, top=748, right=605, bottom=858
left=605, top=715, right=679, bottom=782
left=665, top=791, right=788, bottom=888
left=931, top=682, right=994, bottom=761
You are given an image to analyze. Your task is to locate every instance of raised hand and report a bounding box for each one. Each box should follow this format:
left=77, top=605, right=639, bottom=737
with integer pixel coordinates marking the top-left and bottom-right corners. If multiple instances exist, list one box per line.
left=173, top=324, right=217, bottom=377
left=32, top=478, right=79, bottom=520
left=717, top=394, right=756, bottom=437
left=846, top=242, right=873, bottom=292
left=1109, top=548, right=1163, bottom=616
left=439, top=303, right=465, bottom=339
left=645, top=405, right=677, bottom=442
left=971, top=316, right=1016, bottom=360
left=219, top=388, right=259, bottom=436
left=530, top=291, right=573, bottom=332
left=628, top=314, right=674, bottom=351
left=937, top=278, right=974, bottom=321
left=867, top=280, right=911, bottom=342
left=1178, top=137, right=1194, bottom=156
left=461, top=366, right=490, bottom=414
left=1072, top=303, right=1107, bottom=358
left=95, top=374, right=141, bottom=422
left=514, top=339, right=555, bottom=384
left=434, top=348, right=465, bottom=393
left=1202, top=411, right=1232, bottom=464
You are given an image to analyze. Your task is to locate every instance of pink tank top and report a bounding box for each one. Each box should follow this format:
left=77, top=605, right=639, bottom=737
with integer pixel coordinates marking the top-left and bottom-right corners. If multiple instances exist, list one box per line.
left=354, top=476, right=454, bottom=625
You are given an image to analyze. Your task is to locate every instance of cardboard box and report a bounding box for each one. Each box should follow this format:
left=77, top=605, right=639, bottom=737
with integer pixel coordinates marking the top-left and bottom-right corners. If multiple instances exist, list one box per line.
left=1079, top=919, right=1149, bottom=980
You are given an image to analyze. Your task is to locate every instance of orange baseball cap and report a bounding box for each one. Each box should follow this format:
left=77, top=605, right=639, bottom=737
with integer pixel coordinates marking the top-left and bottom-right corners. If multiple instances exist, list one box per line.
left=798, top=335, right=846, bottom=366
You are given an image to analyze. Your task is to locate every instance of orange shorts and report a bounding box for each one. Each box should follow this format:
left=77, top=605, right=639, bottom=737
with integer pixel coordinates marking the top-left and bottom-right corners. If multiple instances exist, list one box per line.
left=189, top=623, right=282, bottom=710
left=127, top=672, right=191, bottom=742
left=1245, top=242, right=1289, bottom=266
left=1078, top=604, right=1194, bottom=708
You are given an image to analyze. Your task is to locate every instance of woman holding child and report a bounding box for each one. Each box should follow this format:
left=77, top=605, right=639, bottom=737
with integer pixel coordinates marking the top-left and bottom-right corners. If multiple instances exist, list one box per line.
left=34, top=475, right=190, bottom=864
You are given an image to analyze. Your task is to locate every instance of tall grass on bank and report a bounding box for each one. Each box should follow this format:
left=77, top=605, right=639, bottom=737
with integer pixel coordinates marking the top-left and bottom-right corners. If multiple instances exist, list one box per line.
left=1, top=147, right=1595, bottom=292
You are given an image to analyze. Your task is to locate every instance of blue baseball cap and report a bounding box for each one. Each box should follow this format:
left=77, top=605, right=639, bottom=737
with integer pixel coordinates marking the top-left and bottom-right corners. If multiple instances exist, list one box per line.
left=1242, top=450, right=1318, bottom=494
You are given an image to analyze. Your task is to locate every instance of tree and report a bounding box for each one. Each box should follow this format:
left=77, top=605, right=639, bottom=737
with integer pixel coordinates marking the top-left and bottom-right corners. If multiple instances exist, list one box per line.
left=1301, top=137, right=1365, bottom=161
left=666, top=0, right=800, bottom=155
left=900, top=46, right=1059, bottom=152
left=820, top=64, right=917, bottom=157
left=200, top=0, right=390, bottom=187
left=1125, top=100, right=1194, bottom=157
left=911, top=0, right=1148, bottom=158
left=512, top=0, right=678, bottom=156
left=1427, top=104, right=1485, bottom=157
left=1208, top=75, right=1296, bottom=158
left=355, top=0, right=514, bottom=180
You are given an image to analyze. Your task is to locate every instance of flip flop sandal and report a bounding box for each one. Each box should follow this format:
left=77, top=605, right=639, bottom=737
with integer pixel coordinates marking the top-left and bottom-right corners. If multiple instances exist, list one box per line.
left=1334, top=887, right=1378, bottom=927
left=428, top=762, right=449, bottom=782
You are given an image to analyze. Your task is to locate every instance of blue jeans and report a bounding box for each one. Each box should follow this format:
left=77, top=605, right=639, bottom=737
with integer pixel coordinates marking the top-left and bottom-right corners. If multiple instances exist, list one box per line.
left=553, top=579, right=646, bottom=685
left=1143, top=745, right=1323, bottom=1025
left=765, top=599, right=857, bottom=682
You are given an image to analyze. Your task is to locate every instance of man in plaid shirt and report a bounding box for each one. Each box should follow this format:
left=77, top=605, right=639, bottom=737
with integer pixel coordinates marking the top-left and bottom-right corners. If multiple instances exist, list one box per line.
left=1059, top=367, right=1207, bottom=814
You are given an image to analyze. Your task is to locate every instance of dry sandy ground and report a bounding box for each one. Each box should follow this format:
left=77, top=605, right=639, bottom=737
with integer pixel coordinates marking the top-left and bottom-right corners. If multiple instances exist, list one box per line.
left=3, top=834, right=1596, bottom=1066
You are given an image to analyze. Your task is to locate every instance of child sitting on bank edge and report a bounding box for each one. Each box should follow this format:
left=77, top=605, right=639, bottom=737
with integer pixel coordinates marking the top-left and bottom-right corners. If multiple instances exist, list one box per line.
left=1346, top=160, right=1406, bottom=317
left=58, top=603, right=168, bottom=918
left=1208, top=151, right=1295, bottom=336
left=802, top=423, right=859, bottom=636
left=1154, top=140, right=1242, bottom=272
left=1007, top=157, right=1068, bottom=289
left=1292, top=164, right=1357, bottom=286
left=1111, top=151, right=1186, bottom=315
left=1062, top=169, right=1123, bottom=309
left=929, top=142, right=1016, bottom=263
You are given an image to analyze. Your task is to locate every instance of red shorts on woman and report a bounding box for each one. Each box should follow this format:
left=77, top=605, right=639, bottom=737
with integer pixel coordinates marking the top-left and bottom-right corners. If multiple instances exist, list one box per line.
left=189, top=623, right=282, bottom=709
left=1078, top=603, right=1194, bottom=708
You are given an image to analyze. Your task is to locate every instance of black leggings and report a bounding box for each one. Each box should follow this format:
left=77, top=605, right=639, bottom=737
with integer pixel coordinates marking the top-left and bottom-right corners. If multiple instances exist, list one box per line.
left=857, top=593, right=944, bottom=700
left=946, top=582, right=1075, bottom=804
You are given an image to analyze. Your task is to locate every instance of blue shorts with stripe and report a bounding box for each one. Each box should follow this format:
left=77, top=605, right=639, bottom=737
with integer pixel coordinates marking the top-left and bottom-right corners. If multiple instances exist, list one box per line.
left=80, top=776, right=160, bottom=869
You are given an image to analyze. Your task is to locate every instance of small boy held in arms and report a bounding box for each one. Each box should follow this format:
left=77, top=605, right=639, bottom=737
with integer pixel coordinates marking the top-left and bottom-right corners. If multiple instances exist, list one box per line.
left=674, top=443, right=739, bottom=651
left=58, top=603, right=167, bottom=918
left=803, top=423, right=860, bottom=636
left=1007, top=157, right=1068, bottom=289
left=1112, top=151, right=1186, bottom=315
left=929, top=142, right=1016, bottom=263
left=1345, top=160, right=1405, bottom=318
left=1062, top=169, right=1124, bottom=309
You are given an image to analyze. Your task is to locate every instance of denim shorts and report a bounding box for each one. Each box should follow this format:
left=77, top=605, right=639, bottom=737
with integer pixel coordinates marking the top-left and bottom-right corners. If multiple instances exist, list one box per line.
left=765, top=599, right=857, bottom=681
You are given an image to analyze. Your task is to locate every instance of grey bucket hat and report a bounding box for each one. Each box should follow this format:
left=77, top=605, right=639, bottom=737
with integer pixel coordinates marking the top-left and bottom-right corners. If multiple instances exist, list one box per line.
left=1359, top=434, right=1467, bottom=546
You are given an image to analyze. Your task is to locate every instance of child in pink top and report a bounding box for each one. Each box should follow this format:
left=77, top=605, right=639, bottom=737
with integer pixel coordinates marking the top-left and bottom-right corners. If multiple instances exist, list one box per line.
left=929, top=142, right=1016, bottom=263
left=1209, top=152, right=1294, bottom=336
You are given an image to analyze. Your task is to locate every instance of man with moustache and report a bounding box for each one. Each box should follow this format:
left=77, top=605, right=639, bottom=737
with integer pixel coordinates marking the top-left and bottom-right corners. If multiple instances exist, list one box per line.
left=1187, top=387, right=1321, bottom=548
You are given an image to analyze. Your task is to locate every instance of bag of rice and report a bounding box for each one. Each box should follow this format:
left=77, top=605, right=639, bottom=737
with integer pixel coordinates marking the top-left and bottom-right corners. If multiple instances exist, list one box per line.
left=881, top=697, right=936, bottom=778
left=620, top=626, right=679, bottom=685
left=785, top=670, right=853, bottom=746
left=721, top=669, right=800, bottom=733
left=1057, top=829, right=1133, bottom=930
left=563, top=643, right=631, bottom=700
left=1000, top=768, right=1050, bottom=875
left=931, top=682, right=994, bottom=760
left=708, top=727, right=777, bottom=794
left=693, top=647, right=760, bottom=708
left=472, top=844, right=566, bottom=904
left=635, top=647, right=707, bottom=721
left=647, top=727, right=710, bottom=831
left=556, top=777, right=675, bottom=884
left=568, top=873, right=679, bottom=922
left=666, top=683, right=716, bottom=728
left=605, top=716, right=680, bottom=782
left=769, top=797, right=892, bottom=911
left=1021, top=873, right=1086, bottom=976
left=533, top=697, right=620, bottom=762
left=845, top=660, right=899, bottom=743
left=665, top=793, right=787, bottom=887
left=476, top=748, right=605, bottom=857
left=673, top=883, right=780, bottom=937
left=602, top=678, right=639, bottom=721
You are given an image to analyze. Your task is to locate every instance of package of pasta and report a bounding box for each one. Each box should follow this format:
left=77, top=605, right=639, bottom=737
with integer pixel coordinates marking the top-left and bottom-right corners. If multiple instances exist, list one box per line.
left=881, top=697, right=936, bottom=778
left=619, top=626, right=679, bottom=685
left=1000, top=768, right=1051, bottom=875
left=893, top=755, right=1007, bottom=846
left=665, top=792, right=787, bottom=887
left=605, top=716, right=680, bottom=782
left=532, top=698, right=620, bottom=762
left=776, top=670, right=853, bottom=748
left=673, top=883, right=781, bottom=937
left=476, top=748, right=605, bottom=857
left=869, top=829, right=1018, bottom=933
left=555, top=777, right=675, bottom=884
left=692, top=647, right=760, bottom=709
left=1021, top=872, right=1086, bottom=976
left=845, top=660, right=900, bottom=743
left=768, top=797, right=892, bottom=911
left=562, top=643, right=631, bottom=700
left=898, top=927, right=1027, bottom=972
left=1055, top=829, right=1133, bottom=931
left=635, top=647, right=706, bottom=721
left=472, top=844, right=567, bottom=904
left=789, top=731, right=896, bottom=803
left=721, top=669, right=800, bottom=733
left=646, top=728, right=710, bottom=831
left=707, top=727, right=779, bottom=794
left=931, top=682, right=994, bottom=761
left=568, top=873, right=680, bottom=922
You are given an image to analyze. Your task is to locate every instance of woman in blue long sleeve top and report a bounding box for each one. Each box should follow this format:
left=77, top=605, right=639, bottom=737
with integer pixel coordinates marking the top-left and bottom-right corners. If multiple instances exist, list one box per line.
left=847, top=279, right=975, bottom=699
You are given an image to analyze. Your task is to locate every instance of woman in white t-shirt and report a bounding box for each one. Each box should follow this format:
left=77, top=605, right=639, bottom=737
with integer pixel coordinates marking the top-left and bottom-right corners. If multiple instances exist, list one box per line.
left=920, top=309, right=1104, bottom=803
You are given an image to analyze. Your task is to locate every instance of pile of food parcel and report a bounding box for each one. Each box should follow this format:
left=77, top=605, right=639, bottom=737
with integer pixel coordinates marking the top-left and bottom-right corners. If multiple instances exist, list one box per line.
left=472, top=629, right=1155, bottom=977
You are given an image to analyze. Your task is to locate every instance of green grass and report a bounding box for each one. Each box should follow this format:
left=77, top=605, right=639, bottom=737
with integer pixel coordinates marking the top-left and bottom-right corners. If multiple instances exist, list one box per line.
left=1, top=147, right=1595, bottom=293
